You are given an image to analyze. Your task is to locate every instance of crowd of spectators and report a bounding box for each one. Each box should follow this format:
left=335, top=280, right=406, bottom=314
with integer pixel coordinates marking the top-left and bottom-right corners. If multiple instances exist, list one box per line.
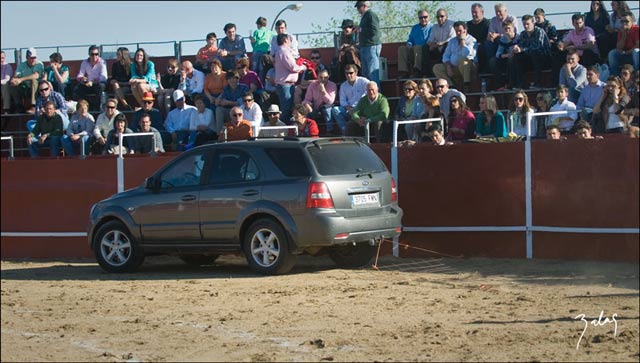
left=3, top=0, right=638, bottom=158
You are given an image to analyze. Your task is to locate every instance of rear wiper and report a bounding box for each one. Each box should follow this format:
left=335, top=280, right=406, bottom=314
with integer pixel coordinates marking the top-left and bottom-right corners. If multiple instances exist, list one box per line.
left=356, top=168, right=374, bottom=178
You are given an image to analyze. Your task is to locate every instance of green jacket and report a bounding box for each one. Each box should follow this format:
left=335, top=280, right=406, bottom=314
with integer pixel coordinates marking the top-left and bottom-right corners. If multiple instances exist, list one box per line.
left=352, top=94, right=389, bottom=123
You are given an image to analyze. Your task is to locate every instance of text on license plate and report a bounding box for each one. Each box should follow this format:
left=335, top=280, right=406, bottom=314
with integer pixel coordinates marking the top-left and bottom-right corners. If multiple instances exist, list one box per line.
left=351, top=193, right=380, bottom=207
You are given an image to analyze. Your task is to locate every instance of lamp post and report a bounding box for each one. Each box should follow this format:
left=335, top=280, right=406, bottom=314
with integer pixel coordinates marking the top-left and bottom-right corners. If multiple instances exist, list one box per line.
left=271, top=3, right=303, bottom=31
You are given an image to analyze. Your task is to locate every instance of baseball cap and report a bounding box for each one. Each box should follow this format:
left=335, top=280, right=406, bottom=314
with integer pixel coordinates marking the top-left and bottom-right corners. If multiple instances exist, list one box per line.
left=267, top=104, right=281, bottom=114
left=172, top=89, right=185, bottom=102
left=26, top=47, right=37, bottom=58
left=142, top=92, right=154, bottom=101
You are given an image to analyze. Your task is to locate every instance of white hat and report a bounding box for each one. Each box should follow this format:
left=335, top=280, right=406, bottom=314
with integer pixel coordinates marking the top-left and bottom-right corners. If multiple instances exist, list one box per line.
left=172, top=89, right=185, bottom=102
left=26, top=47, right=37, bottom=58
left=267, top=104, right=281, bottom=113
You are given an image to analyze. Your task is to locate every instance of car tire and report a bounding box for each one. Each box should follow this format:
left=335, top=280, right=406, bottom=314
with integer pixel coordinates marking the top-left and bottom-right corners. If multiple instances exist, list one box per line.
left=243, top=218, right=296, bottom=275
left=179, top=254, right=219, bottom=266
left=93, top=221, right=144, bottom=273
left=329, top=242, right=377, bottom=268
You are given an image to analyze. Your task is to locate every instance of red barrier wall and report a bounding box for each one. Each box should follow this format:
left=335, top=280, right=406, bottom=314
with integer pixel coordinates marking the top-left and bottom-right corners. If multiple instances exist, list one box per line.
left=1, top=140, right=638, bottom=261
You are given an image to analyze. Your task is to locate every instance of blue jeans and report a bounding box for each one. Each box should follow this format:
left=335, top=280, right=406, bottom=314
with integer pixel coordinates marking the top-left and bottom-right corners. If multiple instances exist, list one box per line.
left=61, top=134, right=90, bottom=156
left=608, top=49, right=639, bottom=76
left=29, top=135, right=61, bottom=158
left=276, top=84, right=295, bottom=125
left=330, top=106, right=351, bottom=134
left=360, top=44, right=381, bottom=87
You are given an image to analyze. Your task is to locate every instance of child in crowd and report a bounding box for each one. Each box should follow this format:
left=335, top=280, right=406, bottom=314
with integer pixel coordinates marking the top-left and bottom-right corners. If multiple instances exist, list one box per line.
left=250, top=17, right=272, bottom=79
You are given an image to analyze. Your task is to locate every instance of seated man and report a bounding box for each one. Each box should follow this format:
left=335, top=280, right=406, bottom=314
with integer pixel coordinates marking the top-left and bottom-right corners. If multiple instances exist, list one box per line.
left=545, top=124, right=562, bottom=140
left=422, top=8, right=455, bottom=77
left=62, top=99, right=95, bottom=156
left=10, top=47, right=44, bottom=114
left=434, top=78, right=466, bottom=123
left=130, top=91, right=171, bottom=147
left=27, top=100, right=62, bottom=157
left=240, top=91, right=263, bottom=135
left=511, top=15, right=552, bottom=89
left=346, top=81, right=389, bottom=143
left=218, top=23, right=247, bottom=71
left=214, top=71, right=249, bottom=132
left=331, top=64, right=369, bottom=136
left=557, top=13, right=600, bottom=70
left=74, top=45, right=107, bottom=110
left=131, top=113, right=165, bottom=154
left=433, top=21, right=477, bottom=92
left=92, top=98, right=120, bottom=155
left=489, top=21, right=518, bottom=91
left=485, top=3, right=519, bottom=71
left=608, top=12, right=639, bottom=76
left=165, top=90, right=196, bottom=150
left=559, top=51, right=587, bottom=103
left=259, top=104, right=287, bottom=137
left=194, top=32, right=219, bottom=74
left=219, top=106, right=253, bottom=141
left=44, top=52, right=70, bottom=97
left=576, top=66, right=606, bottom=126
left=574, top=119, right=597, bottom=139
left=302, top=68, right=337, bottom=131
left=178, top=60, right=205, bottom=105
left=397, top=10, right=432, bottom=78
left=467, top=3, right=490, bottom=73
left=1, top=50, right=13, bottom=114
left=34, top=80, right=70, bottom=130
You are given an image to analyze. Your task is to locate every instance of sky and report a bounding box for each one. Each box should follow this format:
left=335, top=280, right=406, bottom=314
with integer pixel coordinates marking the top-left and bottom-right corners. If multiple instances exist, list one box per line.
left=2, top=1, right=637, bottom=63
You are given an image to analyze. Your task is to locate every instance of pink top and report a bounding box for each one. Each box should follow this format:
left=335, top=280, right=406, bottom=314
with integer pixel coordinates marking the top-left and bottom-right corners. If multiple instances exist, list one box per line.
left=562, top=26, right=599, bottom=56
left=302, top=80, right=337, bottom=111
left=77, top=57, right=108, bottom=83
left=274, top=46, right=304, bottom=85
left=1, top=63, right=12, bottom=85
left=447, top=110, right=475, bottom=141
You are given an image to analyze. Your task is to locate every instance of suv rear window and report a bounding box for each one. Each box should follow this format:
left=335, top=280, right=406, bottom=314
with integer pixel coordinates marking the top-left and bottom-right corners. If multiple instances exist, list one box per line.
left=265, top=148, right=310, bottom=177
left=306, top=142, right=386, bottom=175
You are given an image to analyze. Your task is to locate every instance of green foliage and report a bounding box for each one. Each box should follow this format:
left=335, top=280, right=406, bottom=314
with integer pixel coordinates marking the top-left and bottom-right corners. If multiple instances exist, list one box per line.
left=306, top=1, right=457, bottom=48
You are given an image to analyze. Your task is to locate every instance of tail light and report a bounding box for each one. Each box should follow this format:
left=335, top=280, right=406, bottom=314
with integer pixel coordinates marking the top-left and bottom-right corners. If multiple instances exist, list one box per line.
left=391, top=177, right=398, bottom=203
left=306, top=182, right=334, bottom=208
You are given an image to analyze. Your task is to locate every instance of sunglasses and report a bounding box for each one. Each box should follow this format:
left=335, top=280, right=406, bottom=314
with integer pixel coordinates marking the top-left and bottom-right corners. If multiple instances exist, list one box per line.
left=436, top=85, right=446, bottom=88
left=39, top=88, right=49, bottom=92
left=168, top=66, right=176, bottom=69
left=310, top=56, right=321, bottom=60
left=233, top=113, right=243, bottom=116
left=621, top=19, right=631, bottom=23
left=243, top=99, right=253, bottom=102
left=90, top=53, right=99, bottom=56
left=515, top=97, right=524, bottom=101
left=437, top=15, right=445, bottom=18
left=419, top=16, right=429, bottom=19
left=345, top=71, right=355, bottom=75
left=404, top=88, right=414, bottom=91
left=450, top=99, right=459, bottom=103
left=144, top=101, right=154, bottom=104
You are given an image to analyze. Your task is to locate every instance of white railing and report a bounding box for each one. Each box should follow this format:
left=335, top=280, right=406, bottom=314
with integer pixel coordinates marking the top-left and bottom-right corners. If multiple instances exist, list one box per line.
left=116, top=132, right=155, bottom=193
left=1, top=136, right=15, bottom=160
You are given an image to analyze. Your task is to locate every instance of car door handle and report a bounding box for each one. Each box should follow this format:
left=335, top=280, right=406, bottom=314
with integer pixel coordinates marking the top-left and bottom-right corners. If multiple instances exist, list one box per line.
left=242, top=190, right=259, bottom=197
left=181, top=195, right=197, bottom=201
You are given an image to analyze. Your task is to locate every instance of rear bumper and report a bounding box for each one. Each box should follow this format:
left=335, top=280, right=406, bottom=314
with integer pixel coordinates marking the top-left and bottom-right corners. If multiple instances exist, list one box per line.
left=294, top=206, right=403, bottom=247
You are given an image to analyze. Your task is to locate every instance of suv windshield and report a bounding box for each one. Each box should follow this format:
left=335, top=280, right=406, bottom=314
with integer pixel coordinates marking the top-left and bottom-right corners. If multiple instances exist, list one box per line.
left=306, top=141, right=386, bottom=176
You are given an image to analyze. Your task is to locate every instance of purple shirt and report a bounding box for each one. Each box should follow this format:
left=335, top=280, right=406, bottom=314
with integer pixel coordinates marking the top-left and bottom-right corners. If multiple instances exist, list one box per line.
left=1, top=63, right=12, bottom=85
left=239, top=70, right=264, bottom=91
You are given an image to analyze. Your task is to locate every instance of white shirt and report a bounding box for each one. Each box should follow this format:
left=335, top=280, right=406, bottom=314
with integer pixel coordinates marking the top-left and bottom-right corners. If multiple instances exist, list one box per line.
left=549, top=98, right=578, bottom=131
left=242, top=102, right=263, bottom=134
left=339, top=76, right=370, bottom=107
left=189, top=108, right=213, bottom=131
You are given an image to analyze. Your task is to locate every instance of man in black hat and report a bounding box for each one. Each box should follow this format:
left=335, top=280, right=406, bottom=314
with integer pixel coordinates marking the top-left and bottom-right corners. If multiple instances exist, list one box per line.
left=355, top=0, right=381, bottom=87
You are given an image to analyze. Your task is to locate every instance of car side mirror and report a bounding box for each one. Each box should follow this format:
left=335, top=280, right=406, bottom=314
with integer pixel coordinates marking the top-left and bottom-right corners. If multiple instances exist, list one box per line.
left=145, top=176, right=158, bottom=191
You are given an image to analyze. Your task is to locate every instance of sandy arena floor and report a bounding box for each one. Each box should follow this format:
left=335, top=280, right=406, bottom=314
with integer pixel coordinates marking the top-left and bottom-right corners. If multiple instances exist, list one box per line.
left=1, top=255, right=638, bottom=362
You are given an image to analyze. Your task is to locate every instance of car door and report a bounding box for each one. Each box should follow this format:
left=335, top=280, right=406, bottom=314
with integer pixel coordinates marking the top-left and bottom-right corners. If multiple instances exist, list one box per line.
left=199, top=148, right=262, bottom=244
left=137, top=150, right=209, bottom=243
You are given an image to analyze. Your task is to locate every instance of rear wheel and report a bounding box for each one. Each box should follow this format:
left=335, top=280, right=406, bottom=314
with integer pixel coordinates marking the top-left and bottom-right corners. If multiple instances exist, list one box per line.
left=93, top=221, right=144, bottom=273
left=179, top=254, right=219, bottom=266
left=329, top=242, right=377, bottom=268
left=243, top=218, right=296, bottom=275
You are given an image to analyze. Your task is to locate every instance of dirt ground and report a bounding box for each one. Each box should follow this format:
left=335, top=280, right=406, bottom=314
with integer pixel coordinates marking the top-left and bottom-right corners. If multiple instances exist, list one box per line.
left=1, top=254, right=639, bottom=362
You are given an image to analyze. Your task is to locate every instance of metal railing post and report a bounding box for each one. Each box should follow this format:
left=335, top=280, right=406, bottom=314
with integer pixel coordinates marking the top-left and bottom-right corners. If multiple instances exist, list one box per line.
left=1, top=136, right=15, bottom=160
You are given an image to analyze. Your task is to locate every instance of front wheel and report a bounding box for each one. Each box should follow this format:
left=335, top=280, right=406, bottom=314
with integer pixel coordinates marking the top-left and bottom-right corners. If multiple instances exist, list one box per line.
left=93, top=221, right=144, bottom=273
left=329, top=242, right=377, bottom=268
left=243, top=218, right=296, bottom=275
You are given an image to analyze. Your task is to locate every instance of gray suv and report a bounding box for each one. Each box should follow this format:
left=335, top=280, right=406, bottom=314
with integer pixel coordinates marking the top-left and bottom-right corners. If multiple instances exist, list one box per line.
left=88, top=137, right=403, bottom=275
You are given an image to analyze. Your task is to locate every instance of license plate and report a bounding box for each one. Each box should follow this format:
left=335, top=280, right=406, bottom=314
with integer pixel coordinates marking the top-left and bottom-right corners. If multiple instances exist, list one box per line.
left=351, top=193, right=380, bottom=207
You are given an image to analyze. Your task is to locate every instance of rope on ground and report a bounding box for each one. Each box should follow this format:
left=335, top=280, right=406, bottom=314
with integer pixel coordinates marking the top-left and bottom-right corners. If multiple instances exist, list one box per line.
left=372, top=237, right=464, bottom=271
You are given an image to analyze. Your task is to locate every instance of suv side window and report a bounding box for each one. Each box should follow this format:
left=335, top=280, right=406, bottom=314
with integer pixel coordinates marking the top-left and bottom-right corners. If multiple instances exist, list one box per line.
left=159, top=152, right=206, bottom=189
left=210, top=150, right=260, bottom=184
left=265, top=148, right=310, bottom=177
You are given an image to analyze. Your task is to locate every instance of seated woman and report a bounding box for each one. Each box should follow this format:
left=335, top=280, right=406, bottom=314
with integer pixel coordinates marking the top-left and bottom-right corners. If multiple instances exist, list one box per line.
left=290, top=104, right=319, bottom=137
left=446, top=95, right=475, bottom=141
left=156, top=57, right=181, bottom=117
left=585, top=1, right=612, bottom=58
left=203, top=59, right=227, bottom=109
left=331, top=19, right=361, bottom=84
left=62, top=99, right=95, bottom=156
left=129, top=48, right=159, bottom=109
left=188, top=95, right=216, bottom=148
left=386, top=80, right=418, bottom=142
left=534, top=91, right=553, bottom=137
left=109, top=47, right=133, bottom=111
left=592, top=75, right=630, bottom=134
left=475, top=94, right=507, bottom=138
left=408, top=79, right=437, bottom=141
left=103, top=113, right=134, bottom=155
left=508, top=91, right=535, bottom=137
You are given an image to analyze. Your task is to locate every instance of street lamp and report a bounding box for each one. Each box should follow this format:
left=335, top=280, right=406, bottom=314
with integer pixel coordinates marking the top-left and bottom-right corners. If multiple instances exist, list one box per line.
left=271, top=3, right=303, bottom=31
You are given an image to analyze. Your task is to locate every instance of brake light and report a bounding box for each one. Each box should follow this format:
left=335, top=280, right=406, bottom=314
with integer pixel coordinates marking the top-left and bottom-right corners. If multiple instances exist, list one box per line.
left=391, top=177, right=398, bottom=202
left=306, top=182, right=334, bottom=208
